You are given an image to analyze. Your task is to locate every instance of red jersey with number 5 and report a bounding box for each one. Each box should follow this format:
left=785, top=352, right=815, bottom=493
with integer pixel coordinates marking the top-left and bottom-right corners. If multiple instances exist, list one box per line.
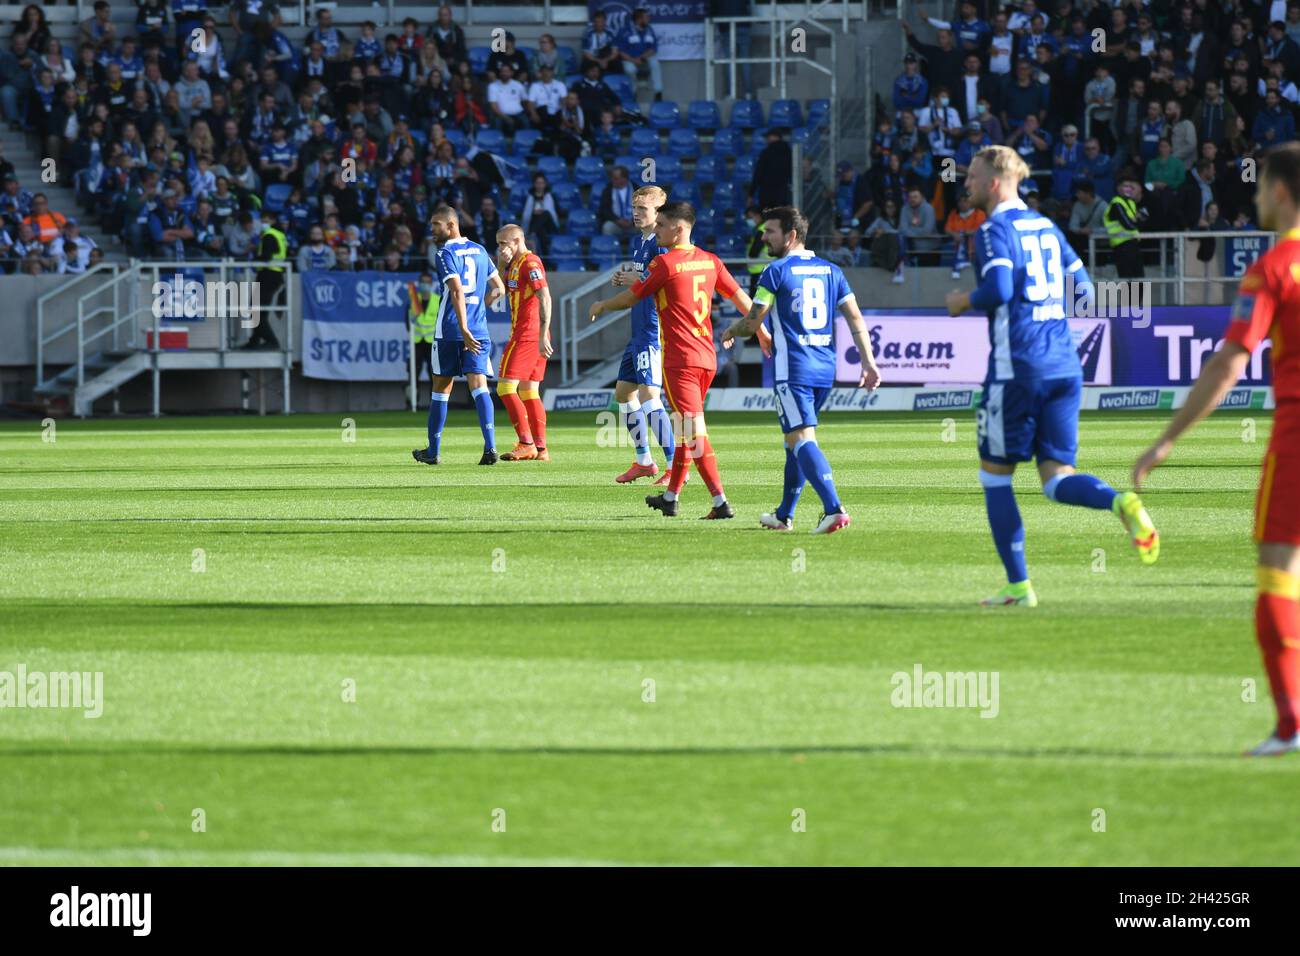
left=629, top=244, right=740, bottom=370
left=1226, top=231, right=1300, bottom=403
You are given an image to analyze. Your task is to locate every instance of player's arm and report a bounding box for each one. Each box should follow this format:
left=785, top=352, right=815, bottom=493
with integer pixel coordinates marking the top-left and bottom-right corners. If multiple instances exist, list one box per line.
left=537, top=284, right=554, bottom=357
left=484, top=265, right=505, bottom=309
left=720, top=293, right=770, bottom=344
left=839, top=294, right=882, bottom=391
left=1134, top=271, right=1271, bottom=487
left=947, top=222, right=1013, bottom=316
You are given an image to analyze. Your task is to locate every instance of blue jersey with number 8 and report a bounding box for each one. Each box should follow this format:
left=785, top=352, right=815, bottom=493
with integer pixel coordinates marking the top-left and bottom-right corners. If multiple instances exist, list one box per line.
left=755, top=249, right=852, bottom=387
left=975, top=199, right=1090, bottom=384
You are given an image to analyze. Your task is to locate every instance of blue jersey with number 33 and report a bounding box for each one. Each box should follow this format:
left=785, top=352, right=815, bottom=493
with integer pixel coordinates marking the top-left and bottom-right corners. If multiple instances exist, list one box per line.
left=434, top=237, right=497, bottom=341
left=975, top=199, right=1090, bottom=384
left=755, top=249, right=852, bottom=387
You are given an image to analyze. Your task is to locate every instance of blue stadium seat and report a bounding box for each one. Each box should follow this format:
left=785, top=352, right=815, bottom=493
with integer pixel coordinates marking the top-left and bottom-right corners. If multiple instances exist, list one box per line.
left=574, top=155, right=607, bottom=186
left=565, top=72, right=582, bottom=89
left=653, top=156, right=683, bottom=183
left=567, top=208, right=598, bottom=238
left=768, top=99, right=804, bottom=129
left=589, top=234, right=621, bottom=268
left=559, top=46, right=579, bottom=75
left=615, top=153, right=639, bottom=174
left=628, top=127, right=659, bottom=155
left=511, top=129, right=541, bottom=157
left=729, top=99, right=764, bottom=129
left=468, top=46, right=491, bottom=75
left=537, top=155, right=568, bottom=180
left=687, top=100, right=722, bottom=130
left=551, top=181, right=582, bottom=211
left=550, top=235, right=581, bottom=257
left=605, top=74, right=638, bottom=111
left=791, top=126, right=819, bottom=149
left=693, top=207, right=718, bottom=242
left=749, top=132, right=769, bottom=156
left=624, top=234, right=642, bottom=257
left=716, top=234, right=746, bottom=259
left=711, top=181, right=742, bottom=212
left=517, top=46, right=537, bottom=68
left=475, top=128, right=506, bottom=154
left=445, top=129, right=469, bottom=153
left=507, top=184, right=531, bottom=215
left=693, top=154, right=723, bottom=183
left=807, top=98, right=831, bottom=129
left=553, top=258, right=586, bottom=272
left=711, top=128, right=743, bottom=157
left=733, top=154, right=755, bottom=184
left=648, top=100, right=682, bottom=130
left=667, top=128, right=701, bottom=159
left=673, top=180, right=702, bottom=208
left=263, top=183, right=292, bottom=213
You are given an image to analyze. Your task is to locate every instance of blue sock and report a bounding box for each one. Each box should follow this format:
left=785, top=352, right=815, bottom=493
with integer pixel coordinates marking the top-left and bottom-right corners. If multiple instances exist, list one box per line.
left=644, top=398, right=675, bottom=461
left=980, top=470, right=1028, bottom=584
left=427, top=392, right=449, bottom=457
left=793, top=439, right=841, bottom=513
left=620, top=399, right=650, bottom=463
left=778, top=445, right=805, bottom=520
left=471, top=386, right=495, bottom=451
left=1044, top=472, right=1119, bottom=511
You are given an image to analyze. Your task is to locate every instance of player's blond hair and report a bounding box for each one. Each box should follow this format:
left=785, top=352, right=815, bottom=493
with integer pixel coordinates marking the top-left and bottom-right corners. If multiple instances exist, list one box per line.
left=496, top=223, right=526, bottom=242
left=973, top=145, right=1030, bottom=186
left=632, top=185, right=667, bottom=205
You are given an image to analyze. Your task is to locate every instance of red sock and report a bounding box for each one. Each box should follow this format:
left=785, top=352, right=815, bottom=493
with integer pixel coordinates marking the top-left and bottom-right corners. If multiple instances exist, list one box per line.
left=500, top=392, right=532, bottom=444
left=668, top=444, right=692, bottom=494
left=1256, top=579, right=1300, bottom=738
left=522, top=393, right=546, bottom=448
left=693, top=435, right=724, bottom=498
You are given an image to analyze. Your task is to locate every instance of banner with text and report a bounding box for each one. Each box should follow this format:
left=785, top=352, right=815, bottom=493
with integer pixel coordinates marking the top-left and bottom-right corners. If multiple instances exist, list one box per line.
left=301, top=272, right=510, bottom=381
left=587, top=1, right=707, bottom=63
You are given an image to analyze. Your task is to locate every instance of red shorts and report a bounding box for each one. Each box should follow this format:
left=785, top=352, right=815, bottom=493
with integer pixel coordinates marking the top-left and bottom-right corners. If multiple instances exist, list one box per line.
left=1256, top=403, right=1300, bottom=544
left=499, top=336, right=547, bottom=383
left=663, top=365, right=714, bottom=415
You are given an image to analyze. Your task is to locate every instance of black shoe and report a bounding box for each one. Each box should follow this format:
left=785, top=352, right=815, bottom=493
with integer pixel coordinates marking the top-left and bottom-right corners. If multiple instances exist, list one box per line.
left=412, top=448, right=440, bottom=465
left=646, top=493, right=678, bottom=516
left=479, top=449, right=499, bottom=465
left=702, top=501, right=735, bottom=520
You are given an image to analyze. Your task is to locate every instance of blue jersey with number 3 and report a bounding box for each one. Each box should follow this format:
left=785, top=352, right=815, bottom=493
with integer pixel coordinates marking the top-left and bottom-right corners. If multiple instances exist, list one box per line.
left=434, top=237, right=497, bottom=341
left=975, top=199, right=1089, bottom=383
left=756, top=249, right=851, bottom=387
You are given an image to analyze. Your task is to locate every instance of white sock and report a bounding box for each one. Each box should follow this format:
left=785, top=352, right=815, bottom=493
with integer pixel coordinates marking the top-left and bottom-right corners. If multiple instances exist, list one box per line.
left=712, top=493, right=727, bottom=507
left=663, top=489, right=677, bottom=502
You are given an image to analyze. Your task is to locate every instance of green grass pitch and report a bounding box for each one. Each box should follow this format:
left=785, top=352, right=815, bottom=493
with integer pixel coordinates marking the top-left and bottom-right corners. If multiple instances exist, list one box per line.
left=0, top=408, right=1295, bottom=866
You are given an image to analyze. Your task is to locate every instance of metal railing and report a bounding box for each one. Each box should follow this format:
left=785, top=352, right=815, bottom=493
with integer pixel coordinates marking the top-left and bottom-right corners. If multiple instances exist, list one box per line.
left=1084, top=230, right=1272, bottom=306
left=35, top=262, right=125, bottom=392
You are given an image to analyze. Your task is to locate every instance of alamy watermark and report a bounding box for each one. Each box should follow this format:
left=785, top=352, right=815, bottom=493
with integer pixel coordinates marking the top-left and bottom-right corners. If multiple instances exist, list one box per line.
left=151, top=273, right=261, bottom=329
left=0, top=665, right=103, bottom=718
left=890, top=664, right=999, bottom=718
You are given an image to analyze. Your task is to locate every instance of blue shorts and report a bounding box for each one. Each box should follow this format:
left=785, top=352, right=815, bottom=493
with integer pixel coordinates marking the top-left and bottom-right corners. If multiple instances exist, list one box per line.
left=432, top=337, right=494, bottom=378
left=774, top=382, right=832, bottom=433
left=978, top=376, right=1081, bottom=465
left=617, top=340, right=663, bottom=387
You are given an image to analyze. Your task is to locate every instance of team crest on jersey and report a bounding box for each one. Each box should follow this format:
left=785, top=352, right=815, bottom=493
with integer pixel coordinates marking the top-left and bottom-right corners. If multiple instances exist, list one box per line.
left=528, top=269, right=542, bottom=281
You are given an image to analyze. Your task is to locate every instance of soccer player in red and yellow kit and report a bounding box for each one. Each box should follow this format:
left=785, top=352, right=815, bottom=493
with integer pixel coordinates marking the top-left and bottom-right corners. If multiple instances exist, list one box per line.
left=589, top=200, right=753, bottom=518
left=495, top=224, right=554, bottom=461
left=1135, top=143, right=1300, bottom=756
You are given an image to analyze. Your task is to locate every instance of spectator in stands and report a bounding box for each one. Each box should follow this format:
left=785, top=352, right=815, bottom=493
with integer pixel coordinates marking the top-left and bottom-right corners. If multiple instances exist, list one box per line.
left=619, top=8, right=663, bottom=102
left=174, top=61, right=212, bottom=126
left=944, top=191, right=985, bottom=280
left=0, top=33, right=35, bottom=130
left=955, top=53, right=995, bottom=125
left=752, top=128, right=793, bottom=211
left=861, top=198, right=901, bottom=276
left=149, top=188, right=194, bottom=259
left=298, top=224, right=337, bottom=272
left=487, top=63, right=528, bottom=135
left=23, top=192, right=65, bottom=243
left=598, top=165, right=636, bottom=238
left=973, top=96, right=1003, bottom=144
left=79, top=0, right=115, bottom=51
left=1003, top=57, right=1048, bottom=131
left=189, top=198, right=224, bottom=258
left=903, top=21, right=962, bottom=106
left=1050, top=124, right=1082, bottom=203
left=899, top=186, right=937, bottom=277
left=575, top=62, right=620, bottom=134
left=526, top=63, right=566, bottom=132
left=1076, top=136, right=1115, bottom=201
left=955, top=120, right=992, bottom=183
left=259, top=123, right=297, bottom=185
left=427, top=6, right=467, bottom=70
left=1193, top=79, right=1236, bottom=150
left=50, top=219, right=95, bottom=274
left=1085, top=63, right=1116, bottom=149
left=985, top=11, right=1015, bottom=107
left=1067, top=181, right=1105, bottom=263
left=1165, top=100, right=1197, bottom=167
left=1178, top=158, right=1219, bottom=231
left=1253, top=89, right=1296, bottom=147
left=486, top=31, right=528, bottom=84
left=522, top=172, right=559, bottom=254
left=893, top=52, right=929, bottom=115
left=305, top=8, right=346, bottom=63
left=582, top=11, right=619, bottom=76
left=1007, top=112, right=1052, bottom=171
left=451, top=73, right=488, bottom=134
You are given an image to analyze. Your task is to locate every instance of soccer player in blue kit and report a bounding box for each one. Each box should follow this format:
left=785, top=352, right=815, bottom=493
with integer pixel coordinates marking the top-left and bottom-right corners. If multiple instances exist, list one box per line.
left=413, top=205, right=507, bottom=466
left=721, top=206, right=883, bottom=534
left=944, top=146, right=1159, bottom=607
left=608, top=184, right=679, bottom=484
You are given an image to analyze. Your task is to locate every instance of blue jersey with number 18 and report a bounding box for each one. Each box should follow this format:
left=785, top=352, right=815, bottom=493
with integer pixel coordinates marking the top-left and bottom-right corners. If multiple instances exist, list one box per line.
left=975, top=198, right=1090, bottom=384
left=755, top=249, right=852, bottom=387
left=434, top=236, right=497, bottom=341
